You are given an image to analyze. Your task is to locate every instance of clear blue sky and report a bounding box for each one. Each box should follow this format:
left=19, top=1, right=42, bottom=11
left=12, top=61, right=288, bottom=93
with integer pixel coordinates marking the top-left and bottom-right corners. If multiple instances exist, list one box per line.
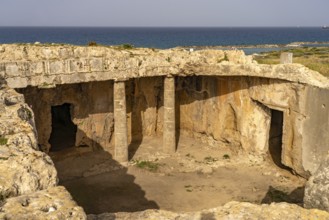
left=1, top=0, right=328, bottom=27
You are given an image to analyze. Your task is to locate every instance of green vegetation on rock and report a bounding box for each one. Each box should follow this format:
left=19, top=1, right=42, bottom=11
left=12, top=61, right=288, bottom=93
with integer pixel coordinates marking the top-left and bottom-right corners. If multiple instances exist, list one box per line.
left=134, top=160, right=160, bottom=172
left=0, top=136, right=8, bottom=145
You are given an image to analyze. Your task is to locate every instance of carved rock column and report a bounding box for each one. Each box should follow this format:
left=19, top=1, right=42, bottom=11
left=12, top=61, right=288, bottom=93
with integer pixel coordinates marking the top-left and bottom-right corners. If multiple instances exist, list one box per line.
left=114, top=80, right=128, bottom=163
left=163, top=76, right=176, bottom=153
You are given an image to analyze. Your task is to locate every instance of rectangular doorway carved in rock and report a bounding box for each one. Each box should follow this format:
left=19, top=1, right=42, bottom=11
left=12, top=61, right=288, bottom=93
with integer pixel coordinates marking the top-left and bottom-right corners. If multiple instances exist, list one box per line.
left=269, top=109, right=285, bottom=168
left=49, top=103, right=77, bottom=152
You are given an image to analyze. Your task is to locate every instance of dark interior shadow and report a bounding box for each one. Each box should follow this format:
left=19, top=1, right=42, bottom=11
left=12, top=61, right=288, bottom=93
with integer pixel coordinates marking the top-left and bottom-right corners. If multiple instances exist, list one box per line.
left=261, top=186, right=305, bottom=206
left=49, top=103, right=77, bottom=152
left=201, top=212, right=216, bottom=220
left=268, top=109, right=285, bottom=168
left=175, top=76, right=181, bottom=149
left=126, top=78, right=163, bottom=159
left=127, top=79, right=143, bottom=159
left=53, top=131, right=159, bottom=214
left=268, top=108, right=294, bottom=172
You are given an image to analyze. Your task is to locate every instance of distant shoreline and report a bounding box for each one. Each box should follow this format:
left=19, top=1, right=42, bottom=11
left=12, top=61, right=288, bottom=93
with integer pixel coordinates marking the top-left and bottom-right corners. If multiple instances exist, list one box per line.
left=181, top=41, right=329, bottom=50
left=1, top=41, right=329, bottom=56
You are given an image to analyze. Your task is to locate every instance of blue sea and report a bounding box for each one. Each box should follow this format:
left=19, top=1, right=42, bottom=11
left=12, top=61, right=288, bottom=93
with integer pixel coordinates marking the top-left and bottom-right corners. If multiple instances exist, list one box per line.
left=0, top=27, right=329, bottom=54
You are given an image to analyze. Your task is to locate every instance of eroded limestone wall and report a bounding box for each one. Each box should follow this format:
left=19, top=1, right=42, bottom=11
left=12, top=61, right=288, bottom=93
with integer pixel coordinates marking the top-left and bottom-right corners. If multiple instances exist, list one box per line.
left=177, top=76, right=269, bottom=154
left=302, top=87, right=329, bottom=174
left=176, top=76, right=308, bottom=175
left=20, top=77, right=164, bottom=153
left=20, top=81, right=114, bottom=152
left=248, top=78, right=307, bottom=175
left=1, top=44, right=329, bottom=90
left=0, top=80, right=87, bottom=219
left=19, top=76, right=315, bottom=176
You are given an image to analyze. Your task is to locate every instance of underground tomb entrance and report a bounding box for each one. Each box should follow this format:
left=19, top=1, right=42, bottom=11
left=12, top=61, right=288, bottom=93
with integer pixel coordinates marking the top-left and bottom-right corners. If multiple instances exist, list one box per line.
left=268, top=109, right=286, bottom=169
left=49, top=103, right=77, bottom=152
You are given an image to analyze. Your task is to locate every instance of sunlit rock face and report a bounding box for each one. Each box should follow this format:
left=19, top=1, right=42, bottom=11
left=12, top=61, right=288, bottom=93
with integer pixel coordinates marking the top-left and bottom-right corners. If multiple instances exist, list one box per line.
left=304, top=155, right=329, bottom=212
left=18, top=74, right=314, bottom=177
left=0, top=82, right=57, bottom=199
left=2, top=44, right=329, bottom=218
left=1, top=44, right=328, bottom=175
left=0, top=80, right=85, bottom=219
left=87, top=201, right=329, bottom=220
left=0, top=187, right=86, bottom=220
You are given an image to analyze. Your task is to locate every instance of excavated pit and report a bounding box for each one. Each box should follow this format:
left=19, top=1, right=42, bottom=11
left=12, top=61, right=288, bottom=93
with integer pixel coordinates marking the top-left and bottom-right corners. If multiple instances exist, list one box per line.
left=15, top=76, right=306, bottom=214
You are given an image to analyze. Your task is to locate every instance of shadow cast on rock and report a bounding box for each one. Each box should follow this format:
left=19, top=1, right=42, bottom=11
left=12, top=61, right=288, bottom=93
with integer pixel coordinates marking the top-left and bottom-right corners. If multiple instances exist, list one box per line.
left=52, top=134, right=159, bottom=214
left=261, top=186, right=305, bottom=206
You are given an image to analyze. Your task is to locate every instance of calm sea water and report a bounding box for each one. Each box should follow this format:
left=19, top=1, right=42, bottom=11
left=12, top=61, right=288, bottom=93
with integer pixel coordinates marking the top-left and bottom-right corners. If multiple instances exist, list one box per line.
left=0, top=27, right=329, bottom=53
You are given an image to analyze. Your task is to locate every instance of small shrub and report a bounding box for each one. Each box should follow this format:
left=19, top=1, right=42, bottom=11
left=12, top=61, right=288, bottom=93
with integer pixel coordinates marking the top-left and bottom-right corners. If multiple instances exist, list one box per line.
left=184, top=185, right=193, bottom=192
left=0, top=136, right=8, bottom=145
left=223, top=154, right=230, bottom=160
left=218, top=53, right=229, bottom=63
left=0, top=194, right=5, bottom=205
left=166, top=57, right=171, bottom=62
left=121, top=44, right=134, bottom=49
left=204, top=156, right=218, bottom=164
left=88, top=41, right=98, bottom=46
left=134, top=160, right=159, bottom=172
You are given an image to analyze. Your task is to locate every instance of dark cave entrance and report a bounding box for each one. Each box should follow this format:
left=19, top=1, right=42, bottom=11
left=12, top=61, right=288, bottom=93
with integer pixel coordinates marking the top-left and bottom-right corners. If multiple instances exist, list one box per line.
left=49, top=103, right=77, bottom=152
left=268, top=109, right=285, bottom=168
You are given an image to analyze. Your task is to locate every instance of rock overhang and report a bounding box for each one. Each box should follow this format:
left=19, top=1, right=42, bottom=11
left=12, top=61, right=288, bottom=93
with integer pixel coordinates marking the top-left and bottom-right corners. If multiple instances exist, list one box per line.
left=0, top=44, right=329, bottom=89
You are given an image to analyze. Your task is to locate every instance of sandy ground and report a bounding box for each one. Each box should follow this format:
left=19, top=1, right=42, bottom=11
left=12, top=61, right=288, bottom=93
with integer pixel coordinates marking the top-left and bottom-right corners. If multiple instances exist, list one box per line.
left=52, top=136, right=305, bottom=214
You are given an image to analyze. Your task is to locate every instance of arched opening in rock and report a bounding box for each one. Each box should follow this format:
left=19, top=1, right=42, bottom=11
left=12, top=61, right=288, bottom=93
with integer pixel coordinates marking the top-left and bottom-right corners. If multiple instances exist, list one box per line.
left=49, top=103, right=77, bottom=152
left=268, top=109, right=284, bottom=168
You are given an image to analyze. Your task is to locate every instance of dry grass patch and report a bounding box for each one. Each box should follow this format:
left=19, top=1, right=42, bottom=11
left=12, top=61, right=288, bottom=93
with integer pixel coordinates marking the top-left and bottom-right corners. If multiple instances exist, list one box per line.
left=254, top=47, right=329, bottom=77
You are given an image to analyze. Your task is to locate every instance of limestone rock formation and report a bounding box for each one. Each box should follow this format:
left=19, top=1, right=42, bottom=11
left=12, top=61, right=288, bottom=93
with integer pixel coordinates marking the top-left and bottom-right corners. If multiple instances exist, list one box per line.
left=0, top=186, right=86, bottom=220
left=0, top=81, right=58, bottom=200
left=304, top=154, right=329, bottom=211
left=1, top=44, right=329, bottom=89
left=87, top=201, right=329, bottom=220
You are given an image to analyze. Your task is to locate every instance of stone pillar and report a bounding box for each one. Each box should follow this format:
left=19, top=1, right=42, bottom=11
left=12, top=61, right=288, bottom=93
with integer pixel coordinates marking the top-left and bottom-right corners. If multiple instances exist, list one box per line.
left=114, top=80, right=128, bottom=163
left=163, top=76, right=176, bottom=153
left=280, top=52, right=293, bottom=64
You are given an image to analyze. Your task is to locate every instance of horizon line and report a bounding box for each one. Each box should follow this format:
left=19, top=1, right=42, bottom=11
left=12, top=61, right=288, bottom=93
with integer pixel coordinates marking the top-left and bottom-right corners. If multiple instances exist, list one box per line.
left=0, top=25, right=325, bottom=28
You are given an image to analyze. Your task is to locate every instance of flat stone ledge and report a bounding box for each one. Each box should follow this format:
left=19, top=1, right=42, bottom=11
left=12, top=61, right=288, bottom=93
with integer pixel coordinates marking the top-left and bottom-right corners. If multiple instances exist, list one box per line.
left=1, top=44, right=329, bottom=89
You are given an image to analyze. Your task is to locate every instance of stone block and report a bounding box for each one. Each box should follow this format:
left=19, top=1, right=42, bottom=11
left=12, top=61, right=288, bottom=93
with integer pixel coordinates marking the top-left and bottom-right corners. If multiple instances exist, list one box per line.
left=49, top=61, right=64, bottom=75
left=280, top=52, right=293, bottom=64
left=5, top=63, right=20, bottom=77
left=90, top=58, right=104, bottom=72
left=30, top=62, right=44, bottom=75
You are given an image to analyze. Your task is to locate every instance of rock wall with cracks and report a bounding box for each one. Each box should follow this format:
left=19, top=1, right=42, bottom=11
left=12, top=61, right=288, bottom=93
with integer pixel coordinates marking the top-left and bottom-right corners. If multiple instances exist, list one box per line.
left=2, top=44, right=329, bottom=176
left=0, top=79, right=86, bottom=219
left=2, top=44, right=329, bottom=218
left=19, top=74, right=314, bottom=177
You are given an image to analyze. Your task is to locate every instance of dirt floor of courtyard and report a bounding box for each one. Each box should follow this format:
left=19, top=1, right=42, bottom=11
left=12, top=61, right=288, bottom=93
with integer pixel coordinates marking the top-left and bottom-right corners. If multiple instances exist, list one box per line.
left=51, top=136, right=306, bottom=214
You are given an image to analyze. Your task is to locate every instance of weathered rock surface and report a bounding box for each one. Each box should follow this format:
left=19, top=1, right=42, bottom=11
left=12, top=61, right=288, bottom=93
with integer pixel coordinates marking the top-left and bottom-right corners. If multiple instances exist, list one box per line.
left=1, top=44, right=329, bottom=89
left=21, top=75, right=312, bottom=176
left=1, top=44, right=329, bottom=175
left=0, top=186, right=86, bottom=220
left=87, top=201, right=329, bottom=220
left=304, top=154, right=329, bottom=211
left=0, top=82, right=58, bottom=199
